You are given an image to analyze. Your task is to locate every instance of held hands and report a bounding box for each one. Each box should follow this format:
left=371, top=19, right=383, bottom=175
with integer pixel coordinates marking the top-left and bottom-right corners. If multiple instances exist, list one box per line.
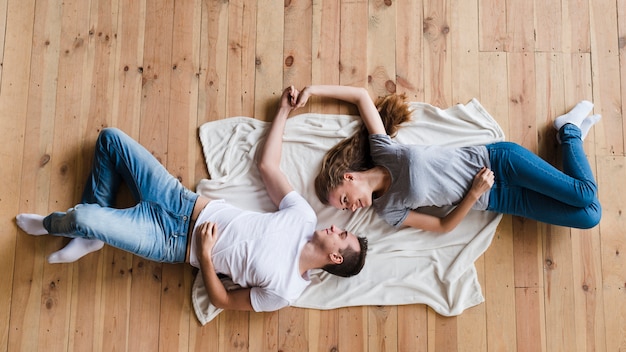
left=195, top=221, right=219, bottom=261
left=280, top=86, right=300, bottom=110
left=279, top=85, right=314, bottom=111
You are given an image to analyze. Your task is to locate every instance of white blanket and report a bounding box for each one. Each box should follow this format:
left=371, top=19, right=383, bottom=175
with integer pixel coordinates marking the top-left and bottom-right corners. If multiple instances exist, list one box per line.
left=192, top=99, right=505, bottom=325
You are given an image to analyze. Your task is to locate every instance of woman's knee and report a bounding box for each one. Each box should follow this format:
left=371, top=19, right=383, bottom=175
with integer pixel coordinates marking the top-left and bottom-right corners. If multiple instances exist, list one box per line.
left=578, top=201, right=602, bottom=229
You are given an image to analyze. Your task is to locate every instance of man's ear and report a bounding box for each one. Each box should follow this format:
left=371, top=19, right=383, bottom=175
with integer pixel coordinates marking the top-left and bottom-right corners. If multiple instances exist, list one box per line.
left=329, top=252, right=344, bottom=265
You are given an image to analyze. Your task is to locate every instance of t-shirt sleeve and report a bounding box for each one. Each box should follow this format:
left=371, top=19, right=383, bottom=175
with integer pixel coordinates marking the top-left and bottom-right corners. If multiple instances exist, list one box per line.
left=278, top=191, right=317, bottom=223
left=369, top=134, right=399, bottom=162
left=250, top=287, right=290, bottom=312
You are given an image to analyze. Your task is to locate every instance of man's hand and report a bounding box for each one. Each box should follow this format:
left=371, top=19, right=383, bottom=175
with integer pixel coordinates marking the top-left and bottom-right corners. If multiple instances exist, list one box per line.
left=196, top=221, right=219, bottom=261
left=280, top=85, right=299, bottom=111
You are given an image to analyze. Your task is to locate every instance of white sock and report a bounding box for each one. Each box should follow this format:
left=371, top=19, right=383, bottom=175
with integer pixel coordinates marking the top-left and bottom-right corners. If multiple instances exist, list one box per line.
left=16, top=214, right=48, bottom=235
left=48, top=238, right=105, bottom=264
left=580, top=114, right=601, bottom=140
left=554, top=100, right=594, bottom=130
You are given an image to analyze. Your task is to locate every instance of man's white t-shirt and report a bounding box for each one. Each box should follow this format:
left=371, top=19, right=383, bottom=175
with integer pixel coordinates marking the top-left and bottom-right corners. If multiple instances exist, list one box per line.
left=189, top=191, right=316, bottom=312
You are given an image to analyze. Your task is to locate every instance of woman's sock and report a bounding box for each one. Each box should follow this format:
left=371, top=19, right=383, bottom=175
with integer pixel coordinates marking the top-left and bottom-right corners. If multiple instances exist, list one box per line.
left=48, top=238, right=105, bottom=264
left=556, top=114, right=602, bottom=143
left=554, top=100, right=594, bottom=130
left=16, top=214, right=48, bottom=235
left=580, top=114, right=602, bottom=140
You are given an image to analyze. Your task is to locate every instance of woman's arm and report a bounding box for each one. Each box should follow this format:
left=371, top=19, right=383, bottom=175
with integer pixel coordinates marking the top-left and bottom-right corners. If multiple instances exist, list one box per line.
left=296, top=85, right=387, bottom=135
left=196, top=221, right=254, bottom=311
left=402, top=167, right=495, bottom=233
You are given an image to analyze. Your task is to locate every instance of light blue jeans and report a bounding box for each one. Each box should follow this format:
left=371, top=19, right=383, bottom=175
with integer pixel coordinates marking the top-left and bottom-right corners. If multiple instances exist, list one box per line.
left=43, top=128, right=198, bottom=262
left=486, top=123, right=601, bottom=229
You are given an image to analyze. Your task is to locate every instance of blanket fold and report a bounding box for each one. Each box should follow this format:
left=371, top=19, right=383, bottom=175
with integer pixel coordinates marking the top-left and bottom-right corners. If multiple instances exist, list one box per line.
left=192, top=99, right=504, bottom=325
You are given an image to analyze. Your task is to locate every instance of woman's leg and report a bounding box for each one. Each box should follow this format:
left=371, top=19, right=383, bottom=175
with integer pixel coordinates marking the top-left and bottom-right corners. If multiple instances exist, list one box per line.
left=486, top=139, right=601, bottom=228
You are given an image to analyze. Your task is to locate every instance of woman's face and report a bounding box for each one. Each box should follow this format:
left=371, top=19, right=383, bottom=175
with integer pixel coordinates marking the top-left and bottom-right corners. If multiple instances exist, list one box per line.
left=328, top=175, right=372, bottom=212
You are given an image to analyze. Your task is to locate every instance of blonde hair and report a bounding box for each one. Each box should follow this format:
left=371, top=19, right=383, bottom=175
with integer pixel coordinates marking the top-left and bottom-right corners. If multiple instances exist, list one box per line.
left=314, top=93, right=413, bottom=204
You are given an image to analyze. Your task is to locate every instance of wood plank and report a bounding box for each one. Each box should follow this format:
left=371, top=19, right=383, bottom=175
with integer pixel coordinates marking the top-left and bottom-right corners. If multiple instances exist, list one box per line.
left=395, top=0, right=423, bottom=101
left=2, top=0, right=38, bottom=350
left=311, top=0, right=341, bottom=113
left=284, top=0, right=312, bottom=97
left=478, top=0, right=506, bottom=51
left=515, top=288, right=545, bottom=352
left=507, top=51, right=546, bottom=352
left=397, top=305, right=428, bottom=351
left=368, top=305, right=398, bottom=352
left=562, top=52, right=607, bottom=352
left=478, top=51, right=517, bottom=352
left=367, top=0, right=396, bottom=98
left=219, top=310, right=250, bottom=352
left=68, top=0, right=120, bottom=349
left=158, top=1, right=201, bottom=350
left=562, top=0, right=590, bottom=53
left=339, top=0, right=367, bottom=90
left=278, top=308, right=308, bottom=352
left=434, top=314, right=457, bottom=351
left=0, top=0, right=7, bottom=85
left=338, top=307, right=367, bottom=351
left=225, top=0, right=257, bottom=118
left=248, top=311, right=278, bottom=352
left=253, top=0, right=283, bottom=120
left=128, top=0, right=175, bottom=350
left=195, top=0, right=228, bottom=188
left=37, top=0, right=93, bottom=349
left=596, top=156, right=626, bottom=352
left=505, top=0, right=533, bottom=52
left=450, top=0, right=479, bottom=104
left=535, top=0, right=561, bottom=52
left=589, top=0, right=623, bottom=156
left=423, top=0, right=451, bottom=108
left=99, top=2, right=145, bottom=351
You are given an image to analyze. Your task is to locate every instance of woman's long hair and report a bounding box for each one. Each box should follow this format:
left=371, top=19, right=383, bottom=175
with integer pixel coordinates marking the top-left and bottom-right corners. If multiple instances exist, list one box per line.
left=314, top=93, right=413, bottom=204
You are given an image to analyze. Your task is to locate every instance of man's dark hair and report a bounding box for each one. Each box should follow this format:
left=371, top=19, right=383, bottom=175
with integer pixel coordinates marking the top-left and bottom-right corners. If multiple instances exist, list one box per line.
left=322, top=236, right=368, bottom=277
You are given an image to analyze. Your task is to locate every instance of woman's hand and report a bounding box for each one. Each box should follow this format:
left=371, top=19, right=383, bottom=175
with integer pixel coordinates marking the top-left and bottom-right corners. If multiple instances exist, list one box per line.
left=196, top=221, right=219, bottom=260
left=470, top=167, right=495, bottom=196
left=294, top=86, right=313, bottom=108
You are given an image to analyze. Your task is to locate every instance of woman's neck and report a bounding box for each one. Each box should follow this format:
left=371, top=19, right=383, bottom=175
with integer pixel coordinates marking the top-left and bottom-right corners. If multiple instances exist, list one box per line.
left=368, top=166, right=391, bottom=198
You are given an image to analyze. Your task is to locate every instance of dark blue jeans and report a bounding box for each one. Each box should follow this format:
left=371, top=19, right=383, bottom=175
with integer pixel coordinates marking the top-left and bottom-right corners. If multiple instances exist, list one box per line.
left=486, top=124, right=601, bottom=229
left=43, top=128, right=198, bottom=262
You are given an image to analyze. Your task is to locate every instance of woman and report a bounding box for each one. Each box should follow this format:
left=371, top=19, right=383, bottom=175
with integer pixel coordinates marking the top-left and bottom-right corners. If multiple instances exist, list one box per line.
left=297, top=85, right=601, bottom=232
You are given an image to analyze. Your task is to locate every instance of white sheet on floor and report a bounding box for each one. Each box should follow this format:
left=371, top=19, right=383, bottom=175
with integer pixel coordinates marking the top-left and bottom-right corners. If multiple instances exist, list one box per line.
left=192, top=99, right=505, bottom=325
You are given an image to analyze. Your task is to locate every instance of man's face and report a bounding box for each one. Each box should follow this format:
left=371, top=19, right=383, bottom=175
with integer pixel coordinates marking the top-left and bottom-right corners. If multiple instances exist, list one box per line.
left=314, top=225, right=360, bottom=261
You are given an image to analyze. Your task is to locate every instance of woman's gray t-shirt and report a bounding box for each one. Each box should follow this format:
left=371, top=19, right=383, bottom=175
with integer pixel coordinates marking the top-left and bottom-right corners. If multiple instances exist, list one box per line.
left=370, top=134, right=491, bottom=227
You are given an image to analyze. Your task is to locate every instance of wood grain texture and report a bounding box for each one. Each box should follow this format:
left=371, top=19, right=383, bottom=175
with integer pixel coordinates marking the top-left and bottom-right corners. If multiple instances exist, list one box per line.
left=1, top=1, right=623, bottom=351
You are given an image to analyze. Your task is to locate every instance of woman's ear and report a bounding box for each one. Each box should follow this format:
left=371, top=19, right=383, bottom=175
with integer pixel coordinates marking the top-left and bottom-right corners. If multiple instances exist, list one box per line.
left=343, top=173, right=355, bottom=181
left=329, top=252, right=344, bottom=264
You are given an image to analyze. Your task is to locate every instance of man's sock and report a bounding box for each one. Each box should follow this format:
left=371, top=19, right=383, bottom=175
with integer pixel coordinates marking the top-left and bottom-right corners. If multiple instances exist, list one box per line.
left=16, top=214, right=48, bottom=235
left=580, top=114, right=602, bottom=140
left=48, top=238, right=105, bottom=264
left=554, top=100, right=594, bottom=130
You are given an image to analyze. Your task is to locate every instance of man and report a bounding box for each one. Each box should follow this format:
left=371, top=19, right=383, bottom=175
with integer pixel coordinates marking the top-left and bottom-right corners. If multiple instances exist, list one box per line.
left=16, top=86, right=368, bottom=312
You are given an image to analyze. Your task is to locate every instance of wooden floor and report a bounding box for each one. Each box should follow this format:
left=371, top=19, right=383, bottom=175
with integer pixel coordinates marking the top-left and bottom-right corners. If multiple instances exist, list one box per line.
left=1, top=0, right=625, bottom=351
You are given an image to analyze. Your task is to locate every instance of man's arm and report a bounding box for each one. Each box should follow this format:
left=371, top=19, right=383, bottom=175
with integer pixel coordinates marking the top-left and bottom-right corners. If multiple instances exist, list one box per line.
left=196, top=222, right=254, bottom=311
left=256, top=86, right=299, bottom=207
